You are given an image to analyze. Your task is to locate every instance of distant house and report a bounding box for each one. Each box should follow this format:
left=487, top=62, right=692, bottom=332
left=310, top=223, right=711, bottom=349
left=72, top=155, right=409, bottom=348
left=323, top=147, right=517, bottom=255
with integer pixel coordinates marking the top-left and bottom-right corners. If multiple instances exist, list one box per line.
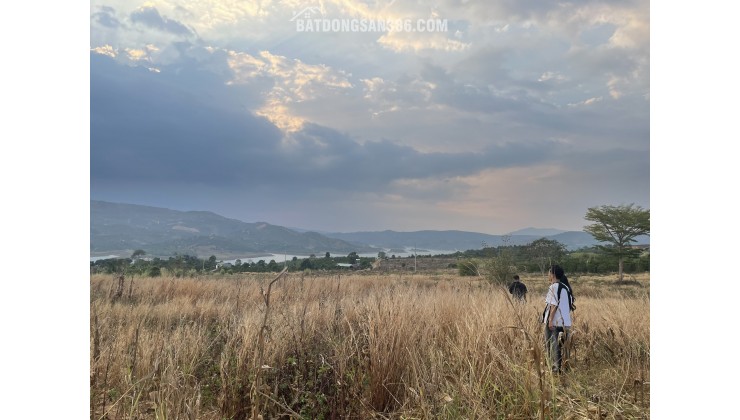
left=215, top=262, right=234, bottom=270
left=626, top=244, right=650, bottom=250
left=337, top=263, right=359, bottom=269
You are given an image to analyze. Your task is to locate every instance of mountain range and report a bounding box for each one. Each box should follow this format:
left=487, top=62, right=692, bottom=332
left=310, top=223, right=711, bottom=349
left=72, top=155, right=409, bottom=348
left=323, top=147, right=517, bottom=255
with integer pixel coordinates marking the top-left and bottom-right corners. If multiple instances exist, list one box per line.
left=91, top=201, right=377, bottom=258
left=320, top=229, right=607, bottom=252
left=91, top=201, right=648, bottom=258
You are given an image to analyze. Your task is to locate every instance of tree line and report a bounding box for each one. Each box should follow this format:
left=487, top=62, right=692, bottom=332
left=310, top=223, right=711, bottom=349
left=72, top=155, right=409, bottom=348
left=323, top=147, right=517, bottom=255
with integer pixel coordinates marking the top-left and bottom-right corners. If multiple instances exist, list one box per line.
left=90, top=251, right=378, bottom=277
left=455, top=240, right=649, bottom=278
left=90, top=241, right=648, bottom=278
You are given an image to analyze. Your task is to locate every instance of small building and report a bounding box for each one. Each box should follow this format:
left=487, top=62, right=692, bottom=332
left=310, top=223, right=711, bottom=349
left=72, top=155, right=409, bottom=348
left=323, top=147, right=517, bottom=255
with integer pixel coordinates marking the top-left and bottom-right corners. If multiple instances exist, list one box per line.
left=626, top=244, right=650, bottom=250
left=337, top=263, right=359, bottom=269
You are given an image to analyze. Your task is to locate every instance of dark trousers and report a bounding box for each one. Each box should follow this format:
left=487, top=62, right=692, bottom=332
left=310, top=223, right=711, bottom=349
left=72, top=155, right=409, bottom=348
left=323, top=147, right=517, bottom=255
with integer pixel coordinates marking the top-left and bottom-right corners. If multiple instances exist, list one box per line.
left=545, top=325, right=566, bottom=372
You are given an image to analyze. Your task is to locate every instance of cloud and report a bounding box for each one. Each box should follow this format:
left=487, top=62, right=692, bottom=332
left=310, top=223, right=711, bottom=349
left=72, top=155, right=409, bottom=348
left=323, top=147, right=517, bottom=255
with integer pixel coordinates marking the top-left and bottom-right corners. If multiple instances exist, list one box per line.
left=91, top=44, right=116, bottom=58
left=538, top=71, right=566, bottom=83
left=361, top=75, right=435, bottom=116
left=91, top=53, right=563, bottom=198
left=92, top=6, right=120, bottom=28
left=130, top=6, right=195, bottom=37
left=376, top=25, right=471, bottom=52
left=226, top=49, right=353, bottom=131
left=90, top=53, right=279, bottom=185
left=568, top=96, right=603, bottom=107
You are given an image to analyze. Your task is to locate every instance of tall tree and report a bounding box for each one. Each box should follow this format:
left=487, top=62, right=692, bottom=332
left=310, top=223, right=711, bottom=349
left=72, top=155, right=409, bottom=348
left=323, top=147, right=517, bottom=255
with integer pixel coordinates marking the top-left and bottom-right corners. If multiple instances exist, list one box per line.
left=347, top=252, right=359, bottom=264
left=584, top=204, right=650, bottom=281
left=207, top=255, right=218, bottom=271
left=526, top=238, right=567, bottom=276
left=483, top=235, right=517, bottom=285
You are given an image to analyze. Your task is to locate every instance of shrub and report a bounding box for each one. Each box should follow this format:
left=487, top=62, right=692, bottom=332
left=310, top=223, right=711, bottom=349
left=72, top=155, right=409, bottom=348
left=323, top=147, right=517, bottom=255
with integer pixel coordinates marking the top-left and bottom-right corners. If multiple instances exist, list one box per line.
left=482, top=250, right=517, bottom=285
left=458, top=259, right=479, bottom=276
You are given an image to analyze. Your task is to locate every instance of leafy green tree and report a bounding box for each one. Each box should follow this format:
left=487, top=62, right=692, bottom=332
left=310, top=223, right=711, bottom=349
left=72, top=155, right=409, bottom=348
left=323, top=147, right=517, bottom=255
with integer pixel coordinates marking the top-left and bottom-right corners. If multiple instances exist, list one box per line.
left=131, top=249, right=146, bottom=259
left=300, top=258, right=314, bottom=270
left=482, top=235, right=517, bottom=285
left=584, top=204, right=650, bottom=281
left=207, top=255, right=218, bottom=270
left=95, top=258, right=130, bottom=275
left=526, top=238, right=567, bottom=276
left=325, top=252, right=331, bottom=259
left=347, top=252, right=359, bottom=264
left=287, top=256, right=299, bottom=271
left=484, top=248, right=516, bottom=285
left=377, top=251, right=387, bottom=259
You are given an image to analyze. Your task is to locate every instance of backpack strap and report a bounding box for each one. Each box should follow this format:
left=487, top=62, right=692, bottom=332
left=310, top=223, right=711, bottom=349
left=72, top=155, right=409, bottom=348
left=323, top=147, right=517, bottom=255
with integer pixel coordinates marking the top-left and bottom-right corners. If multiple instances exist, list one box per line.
left=557, top=282, right=574, bottom=310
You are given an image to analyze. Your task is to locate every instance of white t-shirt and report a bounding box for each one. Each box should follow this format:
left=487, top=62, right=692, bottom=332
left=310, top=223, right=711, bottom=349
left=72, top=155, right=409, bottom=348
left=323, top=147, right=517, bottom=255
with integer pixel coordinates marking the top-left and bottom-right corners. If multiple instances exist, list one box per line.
left=545, top=282, right=572, bottom=327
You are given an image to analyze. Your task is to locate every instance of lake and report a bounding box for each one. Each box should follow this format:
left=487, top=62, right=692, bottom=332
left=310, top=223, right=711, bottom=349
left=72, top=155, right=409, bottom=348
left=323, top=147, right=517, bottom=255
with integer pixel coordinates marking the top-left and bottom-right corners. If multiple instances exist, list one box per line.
left=91, top=248, right=460, bottom=263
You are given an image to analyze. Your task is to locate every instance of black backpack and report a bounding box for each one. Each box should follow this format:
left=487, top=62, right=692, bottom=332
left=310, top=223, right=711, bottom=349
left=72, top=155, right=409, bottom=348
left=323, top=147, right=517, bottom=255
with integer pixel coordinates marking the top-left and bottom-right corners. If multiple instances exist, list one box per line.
left=558, top=282, right=576, bottom=311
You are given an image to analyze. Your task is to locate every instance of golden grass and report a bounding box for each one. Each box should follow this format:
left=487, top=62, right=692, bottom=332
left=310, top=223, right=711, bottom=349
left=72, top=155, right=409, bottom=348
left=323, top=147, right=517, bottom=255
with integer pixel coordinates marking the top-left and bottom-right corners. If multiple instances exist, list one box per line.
left=90, top=271, right=650, bottom=419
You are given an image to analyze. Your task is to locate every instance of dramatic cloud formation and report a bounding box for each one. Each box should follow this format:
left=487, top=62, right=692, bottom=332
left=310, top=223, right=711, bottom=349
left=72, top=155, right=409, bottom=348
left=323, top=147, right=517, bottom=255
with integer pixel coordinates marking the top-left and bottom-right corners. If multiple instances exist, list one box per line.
left=90, top=0, right=649, bottom=233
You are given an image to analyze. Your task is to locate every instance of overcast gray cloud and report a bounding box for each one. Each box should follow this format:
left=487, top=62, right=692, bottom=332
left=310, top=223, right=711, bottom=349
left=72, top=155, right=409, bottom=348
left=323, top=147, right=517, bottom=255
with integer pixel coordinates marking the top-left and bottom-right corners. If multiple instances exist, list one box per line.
left=92, top=52, right=558, bottom=192
left=130, top=5, right=195, bottom=37
left=90, top=0, right=649, bottom=233
left=92, top=6, right=120, bottom=28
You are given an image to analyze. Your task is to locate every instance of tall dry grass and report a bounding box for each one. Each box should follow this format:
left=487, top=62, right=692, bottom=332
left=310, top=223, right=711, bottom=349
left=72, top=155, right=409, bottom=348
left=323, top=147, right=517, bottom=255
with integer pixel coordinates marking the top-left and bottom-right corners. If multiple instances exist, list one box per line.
left=90, top=271, right=649, bottom=419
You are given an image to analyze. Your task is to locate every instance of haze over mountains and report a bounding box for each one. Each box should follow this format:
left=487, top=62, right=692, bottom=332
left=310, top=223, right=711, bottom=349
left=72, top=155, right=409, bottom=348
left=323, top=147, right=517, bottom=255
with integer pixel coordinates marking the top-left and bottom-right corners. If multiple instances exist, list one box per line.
left=91, top=201, right=376, bottom=258
left=91, top=201, right=648, bottom=258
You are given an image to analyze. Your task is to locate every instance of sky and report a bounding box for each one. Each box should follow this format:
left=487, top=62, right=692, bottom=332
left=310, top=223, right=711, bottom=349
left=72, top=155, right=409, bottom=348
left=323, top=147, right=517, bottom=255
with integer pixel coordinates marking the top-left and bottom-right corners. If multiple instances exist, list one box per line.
left=90, top=0, right=649, bottom=234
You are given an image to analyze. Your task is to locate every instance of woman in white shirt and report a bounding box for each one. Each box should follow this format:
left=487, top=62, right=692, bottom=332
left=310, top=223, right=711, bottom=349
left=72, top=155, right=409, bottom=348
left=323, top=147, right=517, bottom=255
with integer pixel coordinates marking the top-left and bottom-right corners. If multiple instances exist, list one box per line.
left=543, top=264, right=574, bottom=373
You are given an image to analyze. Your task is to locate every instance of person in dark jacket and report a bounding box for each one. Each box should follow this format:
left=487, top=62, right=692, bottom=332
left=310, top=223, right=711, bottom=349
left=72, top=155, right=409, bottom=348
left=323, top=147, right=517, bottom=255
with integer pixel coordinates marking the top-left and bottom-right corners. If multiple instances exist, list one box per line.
left=508, top=274, right=528, bottom=302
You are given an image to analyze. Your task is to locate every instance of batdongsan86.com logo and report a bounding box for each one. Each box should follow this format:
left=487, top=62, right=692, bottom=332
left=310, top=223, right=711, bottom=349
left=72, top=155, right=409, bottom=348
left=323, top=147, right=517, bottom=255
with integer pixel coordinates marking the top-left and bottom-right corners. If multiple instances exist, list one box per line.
left=289, top=6, right=448, bottom=33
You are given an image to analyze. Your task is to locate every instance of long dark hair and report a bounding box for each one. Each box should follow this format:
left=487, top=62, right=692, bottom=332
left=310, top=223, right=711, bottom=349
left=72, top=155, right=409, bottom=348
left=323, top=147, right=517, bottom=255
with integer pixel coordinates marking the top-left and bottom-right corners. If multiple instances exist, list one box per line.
left=550, top=264, right=574, bottom=297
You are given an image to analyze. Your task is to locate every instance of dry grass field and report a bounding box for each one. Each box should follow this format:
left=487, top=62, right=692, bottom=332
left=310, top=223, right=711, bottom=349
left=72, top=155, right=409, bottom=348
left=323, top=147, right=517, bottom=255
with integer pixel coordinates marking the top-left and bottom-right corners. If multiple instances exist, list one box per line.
left=90, top=271, right=649, bottom=419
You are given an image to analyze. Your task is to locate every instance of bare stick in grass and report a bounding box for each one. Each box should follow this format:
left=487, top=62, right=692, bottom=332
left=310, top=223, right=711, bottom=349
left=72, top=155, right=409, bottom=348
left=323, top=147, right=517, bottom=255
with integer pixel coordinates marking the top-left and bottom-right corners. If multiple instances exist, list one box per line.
left=114, top=275, right=125, bottom=301
left=91, top=306, right=101, bottom=417
left=127, top=274, right=134, bottom=300
left=250, top=268, right=288, bottom=420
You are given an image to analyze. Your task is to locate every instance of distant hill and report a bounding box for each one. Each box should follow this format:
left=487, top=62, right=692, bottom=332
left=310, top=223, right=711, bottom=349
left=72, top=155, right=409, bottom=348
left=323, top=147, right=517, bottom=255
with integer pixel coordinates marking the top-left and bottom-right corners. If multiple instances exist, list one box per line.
left=322, top=229, right=649, bottom=252
left=507, top=227, right=568, bottom=236
left=91, top=201, right=377, bottom=258
left=322, top=230, right=520, bottom=251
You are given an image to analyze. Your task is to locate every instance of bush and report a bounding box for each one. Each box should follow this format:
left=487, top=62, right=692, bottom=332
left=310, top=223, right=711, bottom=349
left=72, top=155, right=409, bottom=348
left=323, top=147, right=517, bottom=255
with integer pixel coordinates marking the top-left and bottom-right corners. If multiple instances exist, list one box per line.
left=482, top=250, right=517, bottom=285
left=147, top=266, right=162, bottom=277
left=458, top=259, right=479, bottom=276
